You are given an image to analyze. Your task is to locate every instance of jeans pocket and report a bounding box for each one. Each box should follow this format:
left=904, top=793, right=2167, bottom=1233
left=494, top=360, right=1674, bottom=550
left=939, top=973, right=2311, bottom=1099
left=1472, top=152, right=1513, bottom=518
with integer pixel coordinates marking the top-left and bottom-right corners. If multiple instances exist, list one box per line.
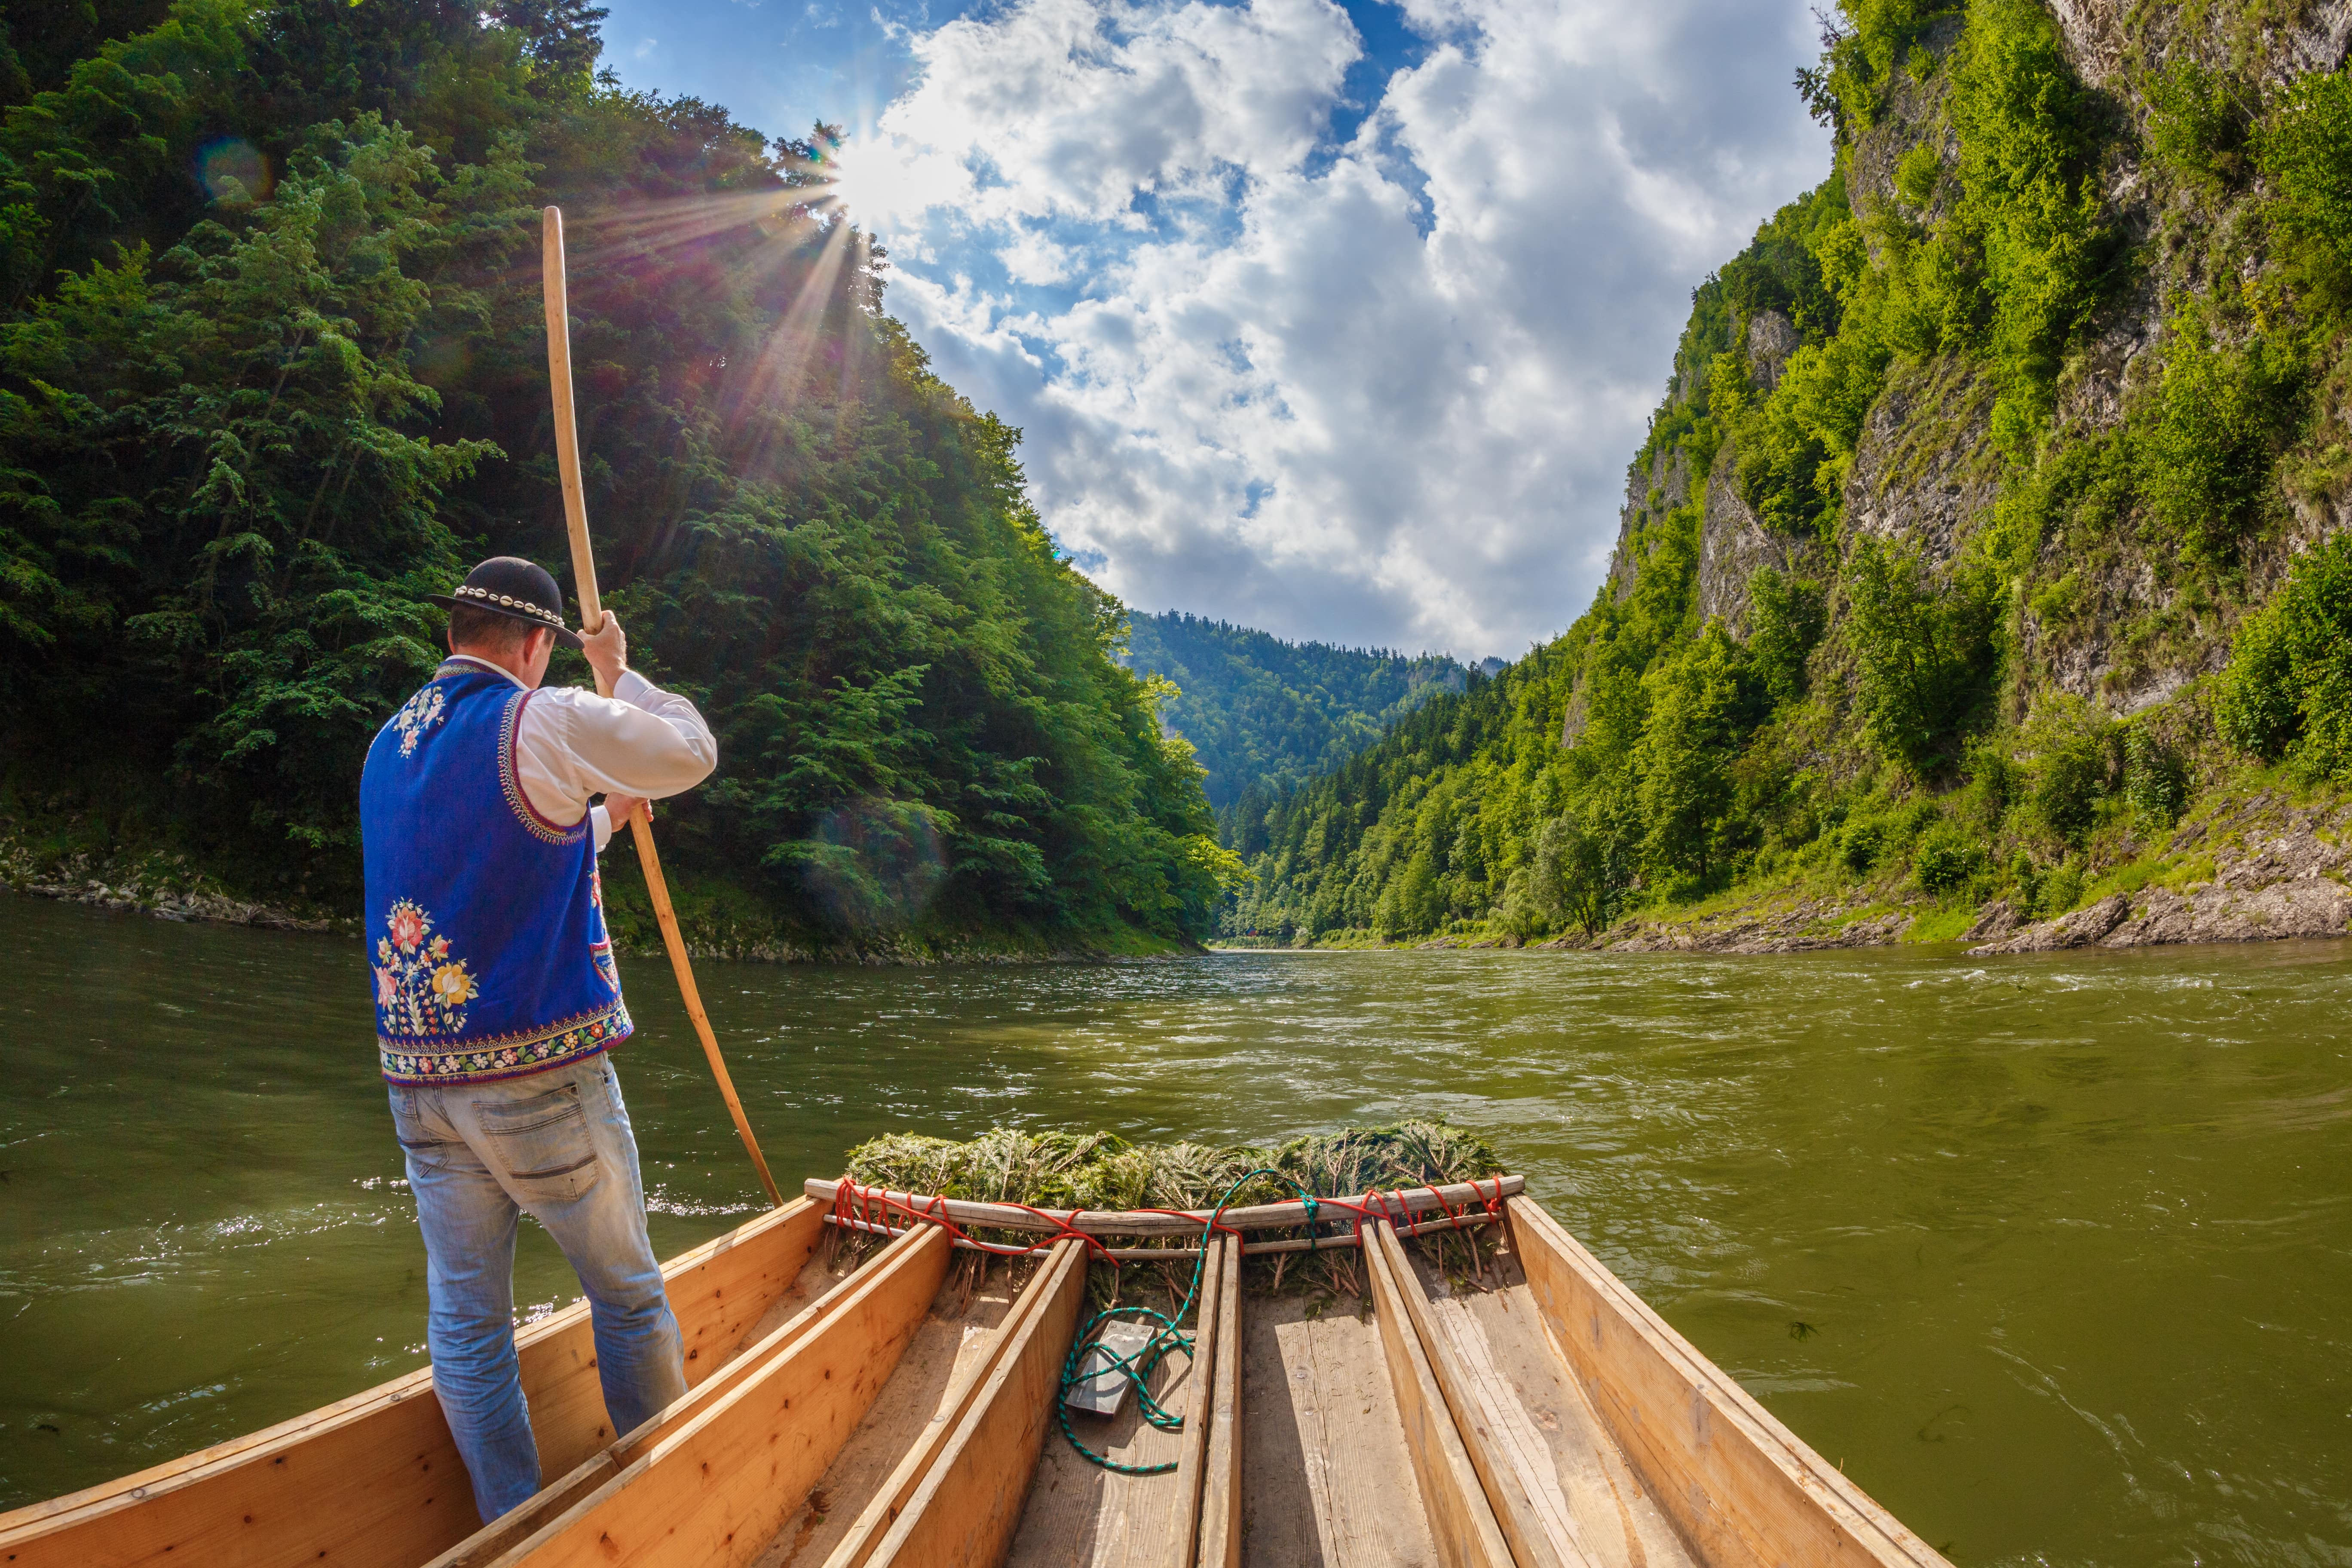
left=476, top=1081, right=603, bottom=1204
left=389, top=1088, right=454, bottom=1174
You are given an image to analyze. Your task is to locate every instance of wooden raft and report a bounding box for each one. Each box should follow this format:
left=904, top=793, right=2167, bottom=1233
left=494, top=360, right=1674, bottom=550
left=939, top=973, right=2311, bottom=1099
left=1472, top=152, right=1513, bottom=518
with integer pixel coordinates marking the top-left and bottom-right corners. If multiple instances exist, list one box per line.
left=0, top=1178, right=1953, bottom=1568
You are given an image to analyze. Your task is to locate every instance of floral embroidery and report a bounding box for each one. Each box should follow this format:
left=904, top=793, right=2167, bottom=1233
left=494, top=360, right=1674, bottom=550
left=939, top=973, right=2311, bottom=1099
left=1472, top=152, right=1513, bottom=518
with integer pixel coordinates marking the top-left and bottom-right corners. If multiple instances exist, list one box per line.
left=379, top=1003, right=631, bottom=1084
left=374, top=899, right=479, bottom=1038
left=591, top=938, right=620, bottom=993
left=389, top=685, right=447, bottom=757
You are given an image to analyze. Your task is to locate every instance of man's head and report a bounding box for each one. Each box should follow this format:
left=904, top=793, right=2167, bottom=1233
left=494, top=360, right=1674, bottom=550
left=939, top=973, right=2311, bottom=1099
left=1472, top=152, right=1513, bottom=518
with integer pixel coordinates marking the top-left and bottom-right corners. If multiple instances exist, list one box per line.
left=428, top=557, right=579, bottom=689
left=447, top=603, right=558, bottom=687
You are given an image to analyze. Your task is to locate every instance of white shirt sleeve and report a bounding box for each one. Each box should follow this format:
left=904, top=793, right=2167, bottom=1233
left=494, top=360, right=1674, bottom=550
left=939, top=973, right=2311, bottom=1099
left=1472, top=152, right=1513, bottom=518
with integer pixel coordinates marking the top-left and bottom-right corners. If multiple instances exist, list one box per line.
left=511, top=668, right=719, bottom=846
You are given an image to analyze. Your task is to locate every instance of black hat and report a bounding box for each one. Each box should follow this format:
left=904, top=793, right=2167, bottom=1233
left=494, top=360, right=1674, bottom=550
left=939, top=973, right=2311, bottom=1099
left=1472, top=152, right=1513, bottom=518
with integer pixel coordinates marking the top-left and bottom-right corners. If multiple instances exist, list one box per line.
left=428, top=557, right=582, bottom=650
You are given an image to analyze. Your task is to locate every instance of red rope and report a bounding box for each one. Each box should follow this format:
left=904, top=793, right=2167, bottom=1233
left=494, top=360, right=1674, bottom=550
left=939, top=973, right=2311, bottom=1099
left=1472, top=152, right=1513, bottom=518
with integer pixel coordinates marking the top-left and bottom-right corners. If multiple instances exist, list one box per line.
left=826, top=1176, right=1503, bottom=1256
left=830, top=1178, right=1119, bottom=1265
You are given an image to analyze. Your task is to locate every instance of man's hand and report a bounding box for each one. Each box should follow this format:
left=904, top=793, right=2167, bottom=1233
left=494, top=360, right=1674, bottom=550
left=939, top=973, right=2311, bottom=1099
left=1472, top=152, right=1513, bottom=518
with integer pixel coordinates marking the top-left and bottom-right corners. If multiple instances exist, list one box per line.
left=603, top=794, right=651, bottom=836
left=581, top=612, right=629, bottom=693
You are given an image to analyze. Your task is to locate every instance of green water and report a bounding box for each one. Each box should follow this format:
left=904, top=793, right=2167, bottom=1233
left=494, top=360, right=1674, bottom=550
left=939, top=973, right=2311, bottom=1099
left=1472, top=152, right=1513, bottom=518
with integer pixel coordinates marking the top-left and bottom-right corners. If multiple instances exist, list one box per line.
left=2, top=891, right=2349, bottom=1564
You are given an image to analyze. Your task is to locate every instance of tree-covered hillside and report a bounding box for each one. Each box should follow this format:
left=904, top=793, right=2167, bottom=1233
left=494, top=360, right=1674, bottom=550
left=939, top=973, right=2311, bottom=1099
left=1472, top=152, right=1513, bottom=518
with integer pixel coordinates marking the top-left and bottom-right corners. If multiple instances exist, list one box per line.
left=0, top=0, right=1237, bottom=953
left=1227, top=0, right=2352, bottom=949
left=1119, top=610, right=1470, bottom=821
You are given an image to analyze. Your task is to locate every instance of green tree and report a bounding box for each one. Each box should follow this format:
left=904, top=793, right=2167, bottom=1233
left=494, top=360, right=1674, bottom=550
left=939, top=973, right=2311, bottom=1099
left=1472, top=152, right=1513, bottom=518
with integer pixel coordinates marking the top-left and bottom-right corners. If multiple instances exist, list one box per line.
left=1843, top=537, right=1999, bottom=778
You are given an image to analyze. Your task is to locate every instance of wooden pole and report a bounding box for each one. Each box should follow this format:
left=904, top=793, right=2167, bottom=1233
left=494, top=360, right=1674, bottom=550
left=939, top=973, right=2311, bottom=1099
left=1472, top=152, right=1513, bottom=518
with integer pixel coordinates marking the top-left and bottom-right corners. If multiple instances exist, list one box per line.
left=542, top=205, right=784, bottom=1210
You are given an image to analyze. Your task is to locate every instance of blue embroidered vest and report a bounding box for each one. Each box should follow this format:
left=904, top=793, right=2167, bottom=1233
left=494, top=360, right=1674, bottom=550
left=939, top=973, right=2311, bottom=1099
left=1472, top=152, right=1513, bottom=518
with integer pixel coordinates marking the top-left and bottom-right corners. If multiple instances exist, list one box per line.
left=360, top=659, right=630, bottom=1085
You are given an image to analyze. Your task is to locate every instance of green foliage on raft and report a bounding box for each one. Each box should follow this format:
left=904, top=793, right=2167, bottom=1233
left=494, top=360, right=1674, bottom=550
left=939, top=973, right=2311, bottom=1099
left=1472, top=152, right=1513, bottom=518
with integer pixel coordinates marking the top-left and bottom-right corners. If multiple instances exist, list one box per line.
left=0, top=0, right=1233, bottom=949
left=842, top=1120, right=1506, bottom=1213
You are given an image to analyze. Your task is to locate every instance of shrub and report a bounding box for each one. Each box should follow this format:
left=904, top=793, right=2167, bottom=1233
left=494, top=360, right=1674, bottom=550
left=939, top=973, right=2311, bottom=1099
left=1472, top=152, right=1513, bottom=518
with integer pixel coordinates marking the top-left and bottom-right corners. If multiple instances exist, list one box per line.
left=2146, top=60, right=2253, bottom=193
left=1748, top=568, right=1827, bottom=705
left=1838, top=816, right=1887, bottom=874
left=2138, top=328, right=2297, bottom=563
left=2024, top=696, right=2113, bottom=848
left=1960, top=736, right=2019, bottom=830
left=2122, top=727, right=2189, bottom=826
left=2258, top=66, right=2352, bottom=321
left=1913, top=823, right=1985, bottom=896
left=2217, top=606, right=2299, bottom=759
left=2217, top=534, right=2352, bottom=782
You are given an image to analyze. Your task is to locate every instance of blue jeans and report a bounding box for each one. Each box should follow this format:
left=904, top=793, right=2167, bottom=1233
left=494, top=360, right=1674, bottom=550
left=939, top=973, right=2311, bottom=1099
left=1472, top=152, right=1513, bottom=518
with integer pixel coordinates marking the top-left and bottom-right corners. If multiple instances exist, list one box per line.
left=389, top=1054, right=687, bottom=1522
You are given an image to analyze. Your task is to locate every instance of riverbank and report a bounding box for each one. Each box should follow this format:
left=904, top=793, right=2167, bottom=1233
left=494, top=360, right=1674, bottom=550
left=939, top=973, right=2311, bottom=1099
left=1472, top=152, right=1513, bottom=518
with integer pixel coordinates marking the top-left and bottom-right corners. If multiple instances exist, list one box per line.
left=0, top=822, right=1195, bottom=965
left=1215, top=772, right=2352, bottom=956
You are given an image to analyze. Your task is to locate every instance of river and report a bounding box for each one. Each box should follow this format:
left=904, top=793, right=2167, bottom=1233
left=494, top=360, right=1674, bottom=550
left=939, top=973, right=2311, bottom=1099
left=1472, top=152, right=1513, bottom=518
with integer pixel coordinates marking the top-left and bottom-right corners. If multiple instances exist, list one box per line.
left=1, top=888, right=2347, bottom=1563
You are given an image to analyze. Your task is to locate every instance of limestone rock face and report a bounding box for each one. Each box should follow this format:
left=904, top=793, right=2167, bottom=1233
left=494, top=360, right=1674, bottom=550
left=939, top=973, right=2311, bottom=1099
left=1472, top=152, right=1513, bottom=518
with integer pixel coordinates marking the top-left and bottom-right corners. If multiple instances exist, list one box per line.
left=2050, top=0, right=2352, bottom=88
left=1839, top=359, right=2000, bottom=575
left=1969, top=892, right=2131, bottom=953
left=1960, top=898, right=2024, bottom=943
left=1746, top=309, right=1801, bottom=393
left=1697, top=458, right=1818, bottom=636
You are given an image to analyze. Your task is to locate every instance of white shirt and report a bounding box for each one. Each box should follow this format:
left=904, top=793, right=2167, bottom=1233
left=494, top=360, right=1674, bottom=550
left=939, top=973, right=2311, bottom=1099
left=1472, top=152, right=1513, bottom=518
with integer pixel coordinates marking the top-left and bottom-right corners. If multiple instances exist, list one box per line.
left=444, top=654, right=718, bottom=852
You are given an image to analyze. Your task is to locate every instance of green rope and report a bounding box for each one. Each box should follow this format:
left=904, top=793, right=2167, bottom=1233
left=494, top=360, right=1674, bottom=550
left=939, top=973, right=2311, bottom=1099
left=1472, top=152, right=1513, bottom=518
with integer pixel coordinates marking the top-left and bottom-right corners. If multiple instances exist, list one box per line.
left=1054, top=1168, right=1326, bottom=1475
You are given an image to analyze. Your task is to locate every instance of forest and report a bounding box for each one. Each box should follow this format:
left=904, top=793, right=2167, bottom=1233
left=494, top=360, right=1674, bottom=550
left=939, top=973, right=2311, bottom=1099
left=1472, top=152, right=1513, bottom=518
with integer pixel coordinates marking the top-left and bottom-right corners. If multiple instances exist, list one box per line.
left=1224, top=0, right=2352, bottom=946
left=0, top=0, right=1237, bottom=954
left=1119, top=611, right=1469, bottom=821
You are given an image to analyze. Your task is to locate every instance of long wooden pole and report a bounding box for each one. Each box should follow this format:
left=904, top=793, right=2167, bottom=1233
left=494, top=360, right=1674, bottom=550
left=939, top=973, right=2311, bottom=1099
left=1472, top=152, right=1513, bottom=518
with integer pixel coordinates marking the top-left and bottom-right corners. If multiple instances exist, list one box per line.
left=542, top=205, right=784, bottom=1209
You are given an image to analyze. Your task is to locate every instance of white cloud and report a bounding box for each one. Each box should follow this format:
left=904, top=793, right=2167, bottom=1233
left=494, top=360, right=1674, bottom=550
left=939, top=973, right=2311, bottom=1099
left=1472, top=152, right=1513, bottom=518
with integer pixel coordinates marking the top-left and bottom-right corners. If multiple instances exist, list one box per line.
left=854, top=0, right=1828, bottom=656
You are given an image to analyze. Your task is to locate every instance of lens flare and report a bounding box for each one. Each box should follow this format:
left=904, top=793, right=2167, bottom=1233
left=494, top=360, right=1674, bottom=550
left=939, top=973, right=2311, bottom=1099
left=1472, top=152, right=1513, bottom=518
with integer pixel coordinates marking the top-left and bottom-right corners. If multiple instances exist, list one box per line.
left=194, top=138, right=271, bottom=204
left=801, top=797, right=946, bottom=933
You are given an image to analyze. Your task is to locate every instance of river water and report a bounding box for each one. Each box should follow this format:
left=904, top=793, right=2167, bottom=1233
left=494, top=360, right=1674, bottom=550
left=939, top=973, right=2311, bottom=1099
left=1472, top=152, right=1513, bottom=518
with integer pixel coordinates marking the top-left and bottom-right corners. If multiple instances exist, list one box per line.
left=1, top=889, right=2348, bottom=1564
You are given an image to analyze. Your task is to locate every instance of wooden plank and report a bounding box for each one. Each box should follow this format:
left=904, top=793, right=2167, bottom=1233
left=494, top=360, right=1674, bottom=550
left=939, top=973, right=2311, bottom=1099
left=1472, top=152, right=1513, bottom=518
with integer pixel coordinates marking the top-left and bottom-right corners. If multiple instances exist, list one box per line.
left=1192, top=1234, right=1242, bottom=1568
left=1363, top=1220, right=1514, bottom=1568
left=818, top=1248, right=1069, bottom=1568
left=864, top=1238, right=1089, bottom=1568
left=1169, top=1235, right=1225, bottom=1568
left=487, top=1223, right=952, bottom=1568
left=1506, top=1197, right=1952, bottom=1568
left=805, top=1178, right=1523, bottom=1237
left=1243, top=1293, right=1437, bottom=1568
left=433, top=1225, right=929, bottom=1568
left=0, top=1198, right=825, bottom=1568
left=1373, top=1223, right=1594, bottom=1568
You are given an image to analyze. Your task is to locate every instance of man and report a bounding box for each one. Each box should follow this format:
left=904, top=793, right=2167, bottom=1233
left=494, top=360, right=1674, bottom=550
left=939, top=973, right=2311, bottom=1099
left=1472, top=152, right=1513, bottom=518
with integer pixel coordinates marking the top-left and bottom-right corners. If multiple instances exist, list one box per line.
left=360, top=555, right=717, bottom=1522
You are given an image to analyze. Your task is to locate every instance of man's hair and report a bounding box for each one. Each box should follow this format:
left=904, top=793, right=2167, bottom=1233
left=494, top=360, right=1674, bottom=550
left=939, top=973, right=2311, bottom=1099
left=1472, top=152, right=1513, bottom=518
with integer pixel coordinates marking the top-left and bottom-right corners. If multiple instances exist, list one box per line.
left=447, top=604, right=539, bottom=653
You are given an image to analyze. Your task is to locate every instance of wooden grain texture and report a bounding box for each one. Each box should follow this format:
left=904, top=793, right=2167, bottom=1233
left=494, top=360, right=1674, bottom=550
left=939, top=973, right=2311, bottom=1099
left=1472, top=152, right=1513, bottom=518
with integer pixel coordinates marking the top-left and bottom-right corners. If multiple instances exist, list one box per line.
left=815, top=1255, right=1062, bottom=1568
left=490, top=1223, right=952, bottom=1568
left=433, top=1226, right=922, bottom=1568
left=1406, top=1245, right=1694, bottom=1568
left=0, top=1198, right=823, bottom=1568
left=864, top=1239, right=1087, bottom=1568
left=1364, top=1222, right=1514, bottom=1568
left=1505, top=1198, right=1951, bottom=1568
left=805, top=1178, right=1523, bottom=1237
left=1240, top=1290, right=1436, bottom=1568
left=1372, top=1225, right=1592, bottom=1568
left=1170, top=1233, right=1226, bottom=1568
left=1194, top=1234, right=1242, bottom=1568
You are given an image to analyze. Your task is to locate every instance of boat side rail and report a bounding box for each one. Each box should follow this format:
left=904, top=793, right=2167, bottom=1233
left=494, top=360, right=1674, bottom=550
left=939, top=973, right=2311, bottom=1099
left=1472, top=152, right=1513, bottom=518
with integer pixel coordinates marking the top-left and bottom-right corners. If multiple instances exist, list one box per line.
left=1507, top=1196, right=1954, bottom=1568
left=428, top=1221, right=935, bottom=1568
left=0, top=1196, right=825, bottom=1568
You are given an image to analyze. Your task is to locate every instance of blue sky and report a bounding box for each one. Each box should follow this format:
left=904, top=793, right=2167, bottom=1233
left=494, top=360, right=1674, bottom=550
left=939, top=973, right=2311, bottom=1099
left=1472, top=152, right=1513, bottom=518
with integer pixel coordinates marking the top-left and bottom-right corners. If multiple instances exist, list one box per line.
left=598, top=0, right=1830, bottom=659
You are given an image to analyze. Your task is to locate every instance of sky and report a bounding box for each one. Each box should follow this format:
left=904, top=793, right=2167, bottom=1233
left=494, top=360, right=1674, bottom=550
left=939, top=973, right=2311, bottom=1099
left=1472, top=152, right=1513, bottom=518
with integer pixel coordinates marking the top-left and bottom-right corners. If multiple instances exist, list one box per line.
left=598, top=0, right=1833, bottom=661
